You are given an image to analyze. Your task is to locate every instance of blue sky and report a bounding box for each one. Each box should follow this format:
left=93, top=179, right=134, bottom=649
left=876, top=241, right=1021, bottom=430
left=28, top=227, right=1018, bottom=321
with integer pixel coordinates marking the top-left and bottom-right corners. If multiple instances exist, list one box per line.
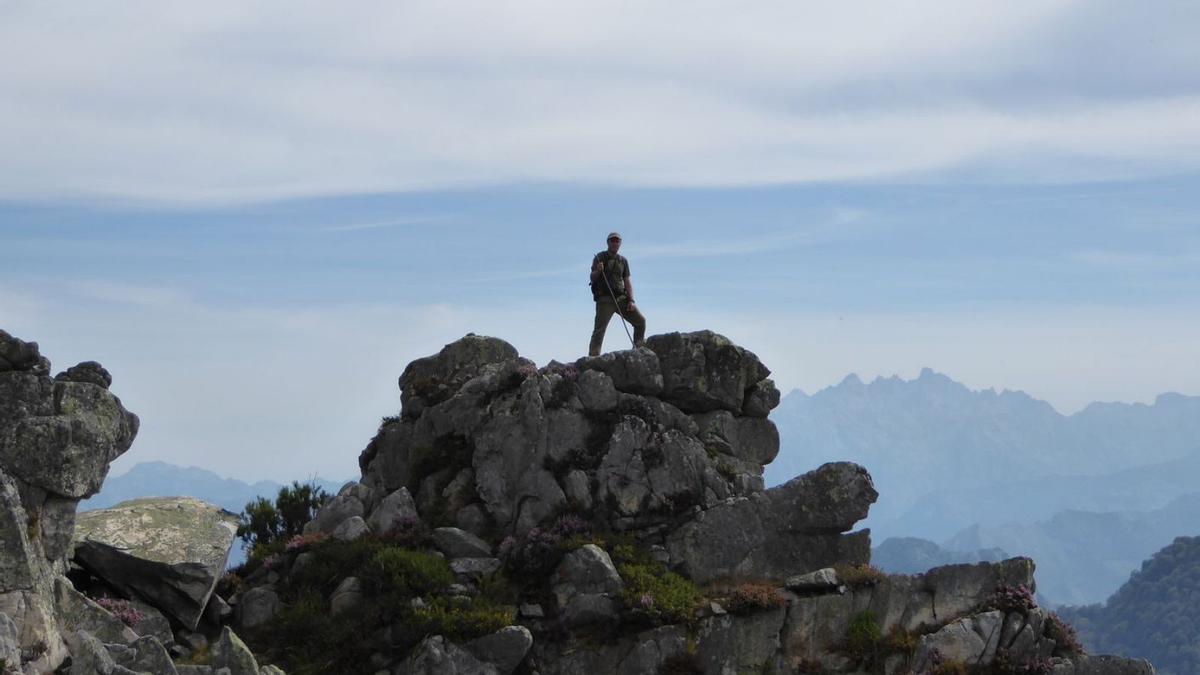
left=2, top=2, right=1198, bottom=481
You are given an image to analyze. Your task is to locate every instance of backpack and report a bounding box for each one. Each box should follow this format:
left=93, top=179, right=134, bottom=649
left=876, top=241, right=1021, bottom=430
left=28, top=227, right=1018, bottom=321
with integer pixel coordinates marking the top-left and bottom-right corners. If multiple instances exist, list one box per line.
left=589, top=251, right=626, bottom=301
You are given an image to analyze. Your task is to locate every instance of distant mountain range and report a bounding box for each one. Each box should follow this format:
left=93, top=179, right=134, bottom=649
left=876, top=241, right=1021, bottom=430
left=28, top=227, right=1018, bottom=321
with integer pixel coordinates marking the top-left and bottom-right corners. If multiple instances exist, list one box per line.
left=769, top=369, right=1200, bottom=541
left=769, top=369, right=1200, bottom=606
left=83, top=461, right=347, bottom=513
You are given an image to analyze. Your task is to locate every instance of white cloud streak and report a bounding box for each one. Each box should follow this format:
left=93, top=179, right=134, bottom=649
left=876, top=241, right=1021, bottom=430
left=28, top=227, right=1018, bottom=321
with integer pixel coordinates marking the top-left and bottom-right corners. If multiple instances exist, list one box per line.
left=1, top=1, right=1198, bottom=203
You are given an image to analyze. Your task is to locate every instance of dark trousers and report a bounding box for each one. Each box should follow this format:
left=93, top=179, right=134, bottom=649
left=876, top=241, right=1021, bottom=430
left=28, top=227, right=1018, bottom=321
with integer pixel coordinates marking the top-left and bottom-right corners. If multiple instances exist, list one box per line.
left=589, top=298, right=646, bottom=356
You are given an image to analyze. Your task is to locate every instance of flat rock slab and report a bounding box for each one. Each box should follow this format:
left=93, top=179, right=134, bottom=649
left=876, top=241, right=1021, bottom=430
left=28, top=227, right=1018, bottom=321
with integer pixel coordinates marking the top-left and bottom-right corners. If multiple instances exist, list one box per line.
left=74, top=496, right=239, bottom=630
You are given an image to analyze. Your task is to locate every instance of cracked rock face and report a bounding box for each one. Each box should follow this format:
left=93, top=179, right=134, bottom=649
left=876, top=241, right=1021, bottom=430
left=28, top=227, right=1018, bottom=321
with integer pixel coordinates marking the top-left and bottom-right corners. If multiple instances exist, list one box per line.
left=351, top=331, right=872, bottom=586
left=0, top=330, right=145, bottom=673
left=73, top=497, right=240, bottom=630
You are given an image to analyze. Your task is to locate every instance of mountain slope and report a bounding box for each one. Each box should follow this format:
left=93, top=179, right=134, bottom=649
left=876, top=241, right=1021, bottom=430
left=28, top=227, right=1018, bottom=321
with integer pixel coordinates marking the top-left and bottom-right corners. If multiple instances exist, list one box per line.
left=945, top=492, right=1200, bottom=606
left=1060, top=536, right=1200, bottom=675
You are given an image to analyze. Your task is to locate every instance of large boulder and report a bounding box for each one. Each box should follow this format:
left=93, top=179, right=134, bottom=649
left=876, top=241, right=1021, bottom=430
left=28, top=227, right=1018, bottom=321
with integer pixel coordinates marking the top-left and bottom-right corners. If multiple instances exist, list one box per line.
left=397, top=334, right=520, bottom=420
left=574, top=348, right=663, bottom=396
left=0, top=366, right=138, bottom=500
left=645, top=331, right=770, bottom=414
left=666, top=462, right=877, bottom=583
left=73, top=497, right=239, bottom=630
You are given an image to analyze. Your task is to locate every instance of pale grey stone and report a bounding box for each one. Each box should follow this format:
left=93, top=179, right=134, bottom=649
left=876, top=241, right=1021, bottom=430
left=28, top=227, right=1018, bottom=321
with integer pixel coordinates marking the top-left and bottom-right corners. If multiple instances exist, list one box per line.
left=432, top=527, right=492, bottom=559
left=552, top=545, right=622, bottom=600
left=576, top=370, right=618, bottom=412
left=234, top=587, right=280, bottom=632
left=332, top=515, right=369, bottom=542
left=574, top=348, right=663, bottom=396
left=465, top=625, right=533, bottom=674
left=53, top=578, right=138, bottom=645
left=65, top=629, right=117, bottom=675
left=0, top=611, right=19, bottom=672
left=785, top=568, right=842, bottom=593
left=303, top=493, right=364, bottom=535
left=109, top=635, right=178, bottom=675
left=366, top=488, right=418, bottom=535
left=913, top=618, right=989, bottom=670
left=210, top=627, right=260, bottom=675
left=972, top=610, right=1006, bottom=665
left=73, top=497, right=239, bottom=630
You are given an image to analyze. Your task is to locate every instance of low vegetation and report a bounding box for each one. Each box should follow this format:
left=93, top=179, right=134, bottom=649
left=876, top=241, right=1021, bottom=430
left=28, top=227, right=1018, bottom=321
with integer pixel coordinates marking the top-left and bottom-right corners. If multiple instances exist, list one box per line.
left=724, top=581, right=786, bottom=615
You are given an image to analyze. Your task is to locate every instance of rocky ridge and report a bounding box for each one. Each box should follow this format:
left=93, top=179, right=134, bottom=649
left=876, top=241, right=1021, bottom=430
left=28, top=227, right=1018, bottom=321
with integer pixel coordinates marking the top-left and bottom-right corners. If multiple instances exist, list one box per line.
left=0, top=327, right=1159, bottom=674
left=231, top=331, right=1154, bottom=674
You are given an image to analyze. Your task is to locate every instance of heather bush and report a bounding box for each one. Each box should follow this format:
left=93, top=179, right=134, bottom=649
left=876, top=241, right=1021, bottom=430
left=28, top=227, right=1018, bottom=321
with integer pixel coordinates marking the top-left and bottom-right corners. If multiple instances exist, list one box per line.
left=95, top=597, right=143, bottom=628
left=1044, top=612, right=1084, bottom=657
left=835, top=563, right=885, bottom=589
left=724, top=581, right=785, bottom=614
left=987, top=584, right=1037, bottom=613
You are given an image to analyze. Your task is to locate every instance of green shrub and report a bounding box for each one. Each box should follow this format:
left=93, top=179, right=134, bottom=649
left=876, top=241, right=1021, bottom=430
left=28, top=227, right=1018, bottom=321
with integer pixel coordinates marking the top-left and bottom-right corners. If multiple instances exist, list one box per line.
left=845, top=611, right=882, bottom=663
left=367, top=547, right=454, bottom=596
left=236, top=481, right=330, bottom=553
left=411, top=597, right=515, bottom=640
left=253, top=589, right=371, bottom=675
left=725, top=581, right=786, bottom=614
left=619, top=562, right=703, bottom=625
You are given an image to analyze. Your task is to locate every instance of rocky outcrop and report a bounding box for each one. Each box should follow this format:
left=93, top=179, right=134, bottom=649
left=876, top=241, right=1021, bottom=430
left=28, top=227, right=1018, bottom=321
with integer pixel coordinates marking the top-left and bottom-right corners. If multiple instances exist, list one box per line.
left=74, top=497, right=240, bottom=630
left=0, top=329, right=139, bottom=673
left=353, top=331, right=852, bottom=585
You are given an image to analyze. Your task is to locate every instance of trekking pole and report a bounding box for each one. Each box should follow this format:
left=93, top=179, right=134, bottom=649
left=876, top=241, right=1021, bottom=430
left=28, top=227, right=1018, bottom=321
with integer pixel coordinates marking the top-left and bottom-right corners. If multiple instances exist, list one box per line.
left=600, top=267, right=637, bottom=349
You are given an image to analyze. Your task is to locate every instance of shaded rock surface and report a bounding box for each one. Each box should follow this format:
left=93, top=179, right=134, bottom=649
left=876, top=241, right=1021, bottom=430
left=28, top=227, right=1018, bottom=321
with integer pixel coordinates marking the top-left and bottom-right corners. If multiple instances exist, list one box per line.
left=0, top=330, right=139, bottom=673
left=73, top=497, right=240, bottom=630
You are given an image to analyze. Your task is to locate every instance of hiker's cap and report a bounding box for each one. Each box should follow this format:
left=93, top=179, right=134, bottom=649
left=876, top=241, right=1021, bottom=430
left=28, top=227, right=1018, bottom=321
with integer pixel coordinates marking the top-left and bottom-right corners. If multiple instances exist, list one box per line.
left=607, top=231, right=622, bottom=241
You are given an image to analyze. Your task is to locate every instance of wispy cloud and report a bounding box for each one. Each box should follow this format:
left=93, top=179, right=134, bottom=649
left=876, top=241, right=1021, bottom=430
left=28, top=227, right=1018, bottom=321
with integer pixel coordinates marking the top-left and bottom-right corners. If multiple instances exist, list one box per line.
left=2, top=2, right=1198, bottom=203
left=638, top=208, right=871, bottom=259
left=66, top=280, right=192, bottom=308
left=317, top=215, right=450, bottom=232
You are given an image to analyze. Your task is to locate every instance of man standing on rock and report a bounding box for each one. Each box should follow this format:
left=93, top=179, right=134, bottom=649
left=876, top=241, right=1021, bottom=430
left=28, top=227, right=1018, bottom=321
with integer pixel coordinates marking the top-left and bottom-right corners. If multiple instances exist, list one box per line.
left=589, top=231, right=647, bottom=356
